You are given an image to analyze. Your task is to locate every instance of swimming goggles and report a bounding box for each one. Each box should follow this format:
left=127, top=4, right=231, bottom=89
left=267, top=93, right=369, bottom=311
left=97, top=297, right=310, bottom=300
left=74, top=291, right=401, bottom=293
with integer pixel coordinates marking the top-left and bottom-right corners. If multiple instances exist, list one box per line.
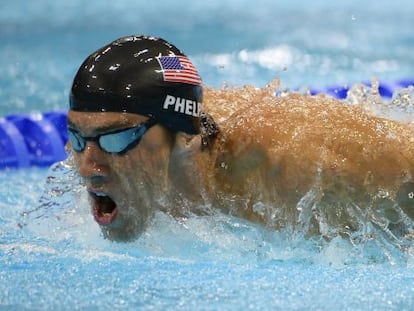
left=68, top=119, right=157, bottom=154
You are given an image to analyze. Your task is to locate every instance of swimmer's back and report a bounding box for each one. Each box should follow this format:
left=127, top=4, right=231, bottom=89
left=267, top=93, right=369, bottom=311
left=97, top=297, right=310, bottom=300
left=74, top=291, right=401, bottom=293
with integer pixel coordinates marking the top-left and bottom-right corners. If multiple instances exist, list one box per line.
left=208, top=92, right=414, bottom=205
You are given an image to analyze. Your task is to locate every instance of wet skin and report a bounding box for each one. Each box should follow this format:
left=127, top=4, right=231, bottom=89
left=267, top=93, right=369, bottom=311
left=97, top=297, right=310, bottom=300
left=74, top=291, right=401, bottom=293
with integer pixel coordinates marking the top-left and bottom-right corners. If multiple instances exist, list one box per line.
left=68, top=93, right=414, bottom=241
left=203, top=92, right=414, bottom=231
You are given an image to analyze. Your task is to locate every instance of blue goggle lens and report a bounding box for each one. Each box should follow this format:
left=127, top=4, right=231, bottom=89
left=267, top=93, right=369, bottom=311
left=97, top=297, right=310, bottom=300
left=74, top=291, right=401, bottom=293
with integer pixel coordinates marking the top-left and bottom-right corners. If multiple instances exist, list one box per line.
left=68, top=119, right=156, bottom=154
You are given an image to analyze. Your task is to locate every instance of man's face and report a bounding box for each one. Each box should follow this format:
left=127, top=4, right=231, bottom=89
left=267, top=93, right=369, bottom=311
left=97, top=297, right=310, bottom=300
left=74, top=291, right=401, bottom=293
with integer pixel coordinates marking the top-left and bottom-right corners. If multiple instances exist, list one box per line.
left=67, top=111, right=173, bottom=241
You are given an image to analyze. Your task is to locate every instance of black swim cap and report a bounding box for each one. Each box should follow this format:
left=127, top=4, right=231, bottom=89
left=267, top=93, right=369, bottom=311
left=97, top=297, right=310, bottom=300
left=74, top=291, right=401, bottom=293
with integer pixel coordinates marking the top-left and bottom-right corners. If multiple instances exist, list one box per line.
left=70, top=35, right=203, bottom=134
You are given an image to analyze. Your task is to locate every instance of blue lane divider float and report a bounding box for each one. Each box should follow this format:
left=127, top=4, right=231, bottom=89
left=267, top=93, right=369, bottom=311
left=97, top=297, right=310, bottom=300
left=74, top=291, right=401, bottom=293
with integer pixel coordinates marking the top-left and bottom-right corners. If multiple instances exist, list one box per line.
left=0, top=79, right=413, bottom=169
left=0, top=111, right=68, bottom=169
left=310, top=79, right=414, bottom=99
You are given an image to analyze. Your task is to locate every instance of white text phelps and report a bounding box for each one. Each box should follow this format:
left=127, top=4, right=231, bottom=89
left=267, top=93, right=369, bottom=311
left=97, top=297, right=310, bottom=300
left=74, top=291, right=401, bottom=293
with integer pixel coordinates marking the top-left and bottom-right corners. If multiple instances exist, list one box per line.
left=163, top=95, right=201, bottom=117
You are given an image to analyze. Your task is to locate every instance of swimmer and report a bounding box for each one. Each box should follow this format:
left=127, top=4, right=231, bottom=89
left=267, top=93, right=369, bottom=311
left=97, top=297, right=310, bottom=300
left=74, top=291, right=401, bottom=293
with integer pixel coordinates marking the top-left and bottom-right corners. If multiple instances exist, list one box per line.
left=68, top=35, right=414, bottom=241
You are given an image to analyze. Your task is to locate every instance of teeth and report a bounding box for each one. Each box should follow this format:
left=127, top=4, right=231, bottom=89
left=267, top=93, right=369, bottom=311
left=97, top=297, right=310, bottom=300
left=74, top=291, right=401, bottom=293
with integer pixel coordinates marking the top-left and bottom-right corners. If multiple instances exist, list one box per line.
left=94, top=192, right=107, bottom=197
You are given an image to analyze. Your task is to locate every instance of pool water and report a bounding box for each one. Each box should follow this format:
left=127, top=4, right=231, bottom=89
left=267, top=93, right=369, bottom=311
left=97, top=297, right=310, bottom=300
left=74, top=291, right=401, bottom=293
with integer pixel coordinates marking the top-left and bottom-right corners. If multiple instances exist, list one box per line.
left=3, top=162, right=414, bottom=310
left=2, top=0, right=414, bottom=310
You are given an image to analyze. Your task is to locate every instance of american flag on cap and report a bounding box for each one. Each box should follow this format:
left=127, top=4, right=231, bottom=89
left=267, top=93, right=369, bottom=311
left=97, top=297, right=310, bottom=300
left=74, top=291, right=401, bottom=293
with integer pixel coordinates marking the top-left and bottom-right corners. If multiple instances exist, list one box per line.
left=157, top=55, right=202, bottom=86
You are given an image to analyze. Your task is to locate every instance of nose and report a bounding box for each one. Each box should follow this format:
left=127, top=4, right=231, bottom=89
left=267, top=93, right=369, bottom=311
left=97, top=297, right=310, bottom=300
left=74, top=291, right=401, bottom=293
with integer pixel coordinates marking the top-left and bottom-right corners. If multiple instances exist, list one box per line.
left=75, top=141, right=109, bottom=181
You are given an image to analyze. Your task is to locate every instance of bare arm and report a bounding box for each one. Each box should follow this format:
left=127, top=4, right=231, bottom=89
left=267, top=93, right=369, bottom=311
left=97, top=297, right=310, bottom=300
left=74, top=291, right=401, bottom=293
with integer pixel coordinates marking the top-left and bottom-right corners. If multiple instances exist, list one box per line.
left=206, top=93, right=414, bottom=226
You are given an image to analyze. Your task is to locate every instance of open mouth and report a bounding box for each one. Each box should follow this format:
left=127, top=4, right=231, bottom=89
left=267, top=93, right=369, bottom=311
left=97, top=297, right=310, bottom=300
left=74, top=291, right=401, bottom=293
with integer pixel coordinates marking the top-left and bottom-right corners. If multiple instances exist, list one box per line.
left=89, top=192, right=118, bottom=226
